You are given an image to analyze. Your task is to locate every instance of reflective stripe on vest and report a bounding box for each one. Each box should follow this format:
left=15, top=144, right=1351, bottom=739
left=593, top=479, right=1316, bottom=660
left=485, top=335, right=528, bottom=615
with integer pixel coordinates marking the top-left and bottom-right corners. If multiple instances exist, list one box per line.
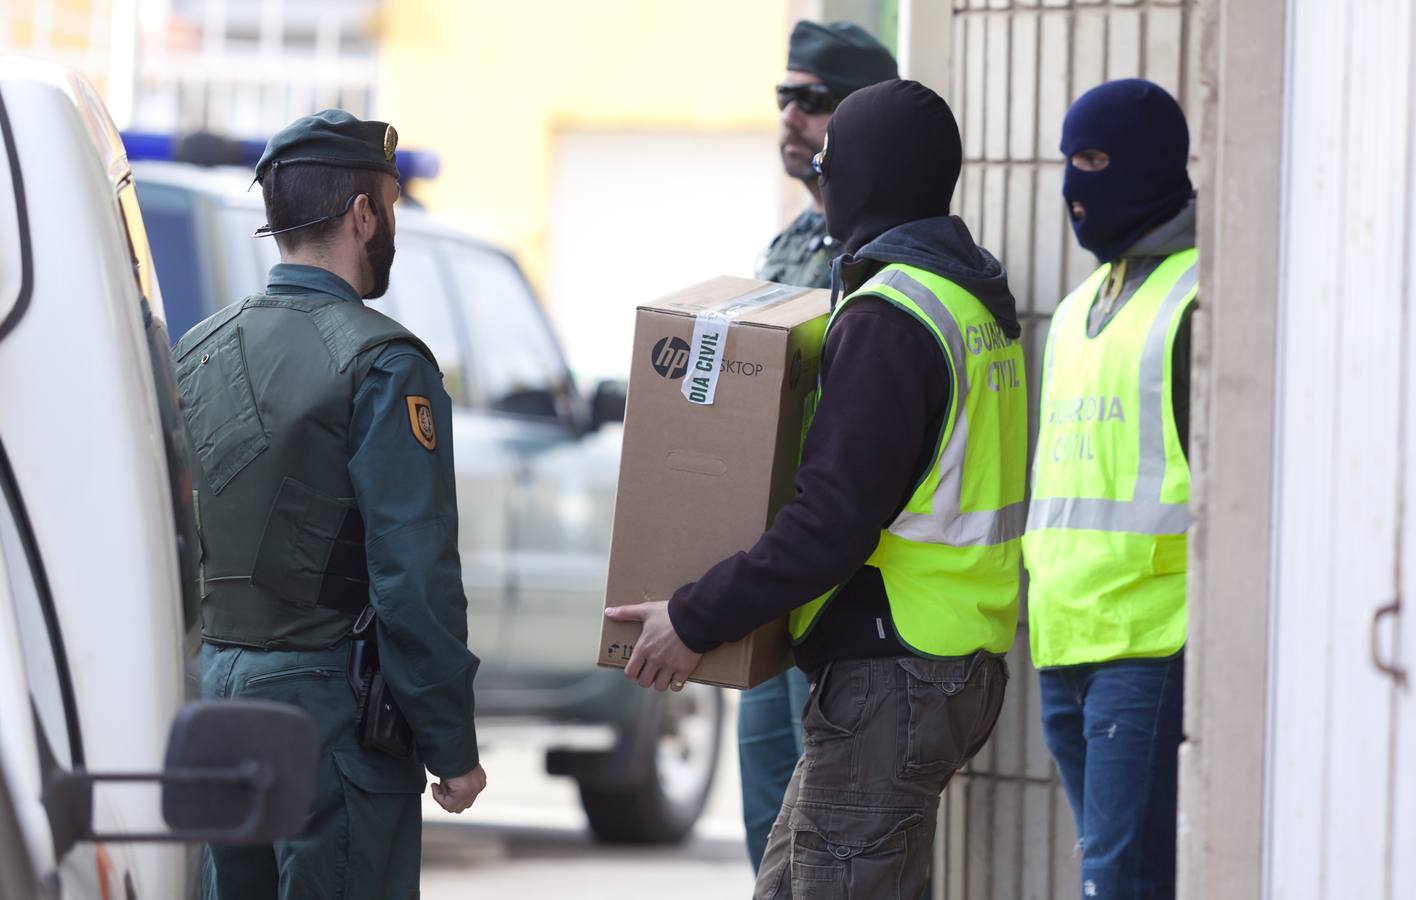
left=1027, top=257, right=1198, bottom=535
left=1023, top=249, right=1198, bottom=667
left=788, top=264, right=1028, bottom=658
left=872, top=269, right=1029, bottom=547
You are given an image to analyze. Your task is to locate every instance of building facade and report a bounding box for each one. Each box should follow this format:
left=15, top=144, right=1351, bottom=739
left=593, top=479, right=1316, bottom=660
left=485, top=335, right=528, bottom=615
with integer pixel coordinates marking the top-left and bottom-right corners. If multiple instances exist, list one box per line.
left=887, top=1, right=1416, bottom=897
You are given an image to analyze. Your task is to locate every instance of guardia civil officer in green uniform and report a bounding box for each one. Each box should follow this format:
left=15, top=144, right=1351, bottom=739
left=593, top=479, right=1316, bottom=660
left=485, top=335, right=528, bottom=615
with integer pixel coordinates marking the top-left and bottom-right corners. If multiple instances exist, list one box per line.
left=172, top=110, right=485, bottom=900
left=1022, top=80, right=1197, bottom=900
left=756, top=21, right=897, bottom=288
left=736, top=19, right=898, bottom=875
left=609, top=81, right=1027, bottom=898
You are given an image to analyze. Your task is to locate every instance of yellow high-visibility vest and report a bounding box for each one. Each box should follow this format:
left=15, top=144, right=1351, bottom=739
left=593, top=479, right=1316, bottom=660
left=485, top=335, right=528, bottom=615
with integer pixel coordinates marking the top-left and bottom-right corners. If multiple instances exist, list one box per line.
left=1023, top=249, right=1198, bottom=667
left=790, top=263, right=1028, bottom=658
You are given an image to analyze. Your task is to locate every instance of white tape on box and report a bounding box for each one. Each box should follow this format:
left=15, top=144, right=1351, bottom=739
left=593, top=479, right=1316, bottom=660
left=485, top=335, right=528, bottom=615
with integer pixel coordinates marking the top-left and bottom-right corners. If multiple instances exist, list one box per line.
left=681, top=310, right=731, bottom=405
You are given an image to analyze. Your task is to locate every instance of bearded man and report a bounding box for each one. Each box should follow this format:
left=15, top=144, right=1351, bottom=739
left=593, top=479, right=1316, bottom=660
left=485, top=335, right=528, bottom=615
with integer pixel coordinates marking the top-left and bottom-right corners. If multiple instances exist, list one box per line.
left=173, top=109, right=485, bottom=900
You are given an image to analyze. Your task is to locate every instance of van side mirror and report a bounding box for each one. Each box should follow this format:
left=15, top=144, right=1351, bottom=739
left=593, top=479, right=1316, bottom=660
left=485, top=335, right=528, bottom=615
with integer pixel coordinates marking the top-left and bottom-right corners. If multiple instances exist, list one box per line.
left=43, top=700, right=317, bottom=857
left=160, top=700, right=317, bottom=840
left=588, top=379, right=626, bottom=430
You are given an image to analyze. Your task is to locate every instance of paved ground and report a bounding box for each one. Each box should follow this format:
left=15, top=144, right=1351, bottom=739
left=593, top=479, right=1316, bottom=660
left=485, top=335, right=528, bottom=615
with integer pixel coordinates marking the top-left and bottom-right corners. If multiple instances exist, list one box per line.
left=420, top=692, right=756, bottom=898
left=421, top=823, right=753, bottom=898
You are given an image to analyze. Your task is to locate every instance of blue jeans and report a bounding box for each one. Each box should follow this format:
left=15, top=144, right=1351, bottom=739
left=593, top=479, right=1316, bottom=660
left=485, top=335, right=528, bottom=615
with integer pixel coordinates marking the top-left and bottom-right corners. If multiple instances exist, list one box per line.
left=1039, top=653, right=1185, bottom=900
left=738, top=666, right=810, bottom=871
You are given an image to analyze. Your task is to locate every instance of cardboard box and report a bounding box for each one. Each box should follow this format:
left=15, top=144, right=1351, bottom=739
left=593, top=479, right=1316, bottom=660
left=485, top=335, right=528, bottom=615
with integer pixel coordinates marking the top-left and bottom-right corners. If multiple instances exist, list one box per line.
left=598, top=277, right=831, bottom=689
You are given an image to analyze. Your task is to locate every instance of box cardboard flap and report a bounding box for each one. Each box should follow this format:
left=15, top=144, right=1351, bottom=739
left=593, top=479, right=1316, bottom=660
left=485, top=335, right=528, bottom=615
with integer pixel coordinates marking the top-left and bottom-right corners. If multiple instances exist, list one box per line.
left=648, top=276, right=828, bottom=329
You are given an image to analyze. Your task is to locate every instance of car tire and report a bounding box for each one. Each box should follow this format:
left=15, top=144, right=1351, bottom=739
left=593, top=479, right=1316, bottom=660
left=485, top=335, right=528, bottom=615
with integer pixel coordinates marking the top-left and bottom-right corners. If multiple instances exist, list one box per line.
left=577, top=683, right=724, bottom=844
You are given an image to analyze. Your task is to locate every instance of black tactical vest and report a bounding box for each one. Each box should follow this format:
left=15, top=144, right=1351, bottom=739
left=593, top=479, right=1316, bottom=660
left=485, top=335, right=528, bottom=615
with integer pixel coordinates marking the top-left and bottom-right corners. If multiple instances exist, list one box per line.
left=173, top=293, right=435, bottom=650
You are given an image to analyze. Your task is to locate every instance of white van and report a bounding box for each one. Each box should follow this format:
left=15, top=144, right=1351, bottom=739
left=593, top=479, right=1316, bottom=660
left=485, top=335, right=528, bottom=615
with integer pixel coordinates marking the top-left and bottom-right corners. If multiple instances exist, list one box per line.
left=0, top=58, right=313, bottom=900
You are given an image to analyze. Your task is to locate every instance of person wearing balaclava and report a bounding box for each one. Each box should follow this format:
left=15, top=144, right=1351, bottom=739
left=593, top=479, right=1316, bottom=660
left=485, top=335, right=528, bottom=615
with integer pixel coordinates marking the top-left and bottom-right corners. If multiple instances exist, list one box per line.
left=1022, top=78, right=1197, bottom=900
left=730, top=19, right=897, bottom=876
left=605, top=80, right=1026, bottom=898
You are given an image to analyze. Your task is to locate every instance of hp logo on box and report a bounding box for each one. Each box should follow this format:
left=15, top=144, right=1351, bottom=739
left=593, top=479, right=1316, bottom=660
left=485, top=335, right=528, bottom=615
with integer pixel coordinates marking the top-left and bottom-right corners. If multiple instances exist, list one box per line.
left=651, top=336, right=691, bottom=380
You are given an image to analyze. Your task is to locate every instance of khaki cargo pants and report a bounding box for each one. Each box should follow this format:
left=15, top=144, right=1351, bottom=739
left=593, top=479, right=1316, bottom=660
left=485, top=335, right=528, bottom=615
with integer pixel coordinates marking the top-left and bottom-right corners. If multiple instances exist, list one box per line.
left=754, top=653, right=1007, bottom=900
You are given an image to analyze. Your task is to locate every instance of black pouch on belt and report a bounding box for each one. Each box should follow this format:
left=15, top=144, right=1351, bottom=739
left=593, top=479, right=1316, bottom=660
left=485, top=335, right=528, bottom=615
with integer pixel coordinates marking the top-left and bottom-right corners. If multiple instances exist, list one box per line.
left=347, top=605, right=414, bottom=758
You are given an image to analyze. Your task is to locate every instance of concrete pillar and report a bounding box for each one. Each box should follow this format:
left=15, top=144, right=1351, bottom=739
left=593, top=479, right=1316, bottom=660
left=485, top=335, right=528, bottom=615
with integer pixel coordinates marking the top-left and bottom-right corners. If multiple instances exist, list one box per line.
left=1180, top=0, right=1283, bottom=896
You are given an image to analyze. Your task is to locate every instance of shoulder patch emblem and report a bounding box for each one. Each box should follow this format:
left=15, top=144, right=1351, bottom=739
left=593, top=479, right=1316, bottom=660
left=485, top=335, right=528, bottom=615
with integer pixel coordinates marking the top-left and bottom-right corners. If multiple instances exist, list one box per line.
left=406, top=395, right=436, bottom=451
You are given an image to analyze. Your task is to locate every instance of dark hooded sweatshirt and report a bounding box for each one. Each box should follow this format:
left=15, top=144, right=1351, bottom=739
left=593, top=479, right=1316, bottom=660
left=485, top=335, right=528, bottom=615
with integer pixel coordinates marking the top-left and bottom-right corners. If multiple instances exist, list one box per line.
left=667, top=215, right=1021, bottom=674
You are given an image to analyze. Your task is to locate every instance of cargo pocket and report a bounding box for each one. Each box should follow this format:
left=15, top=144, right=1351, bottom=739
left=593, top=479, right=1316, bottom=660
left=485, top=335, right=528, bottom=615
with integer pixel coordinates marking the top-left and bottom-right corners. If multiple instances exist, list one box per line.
left=238, top=663, right=353, bottom=744
left=236, top=657, right=363, bottom=770
left=251, top=477, right=368, bottom=612
left=788, top=803, right=924, bottom=900
left=896, top=656, right=993, bottom=775
left=175, top=326, right=268, bottom=494
left=803, top=662, right=870, bottom=738
left=333, top=748, right=427, bottom=796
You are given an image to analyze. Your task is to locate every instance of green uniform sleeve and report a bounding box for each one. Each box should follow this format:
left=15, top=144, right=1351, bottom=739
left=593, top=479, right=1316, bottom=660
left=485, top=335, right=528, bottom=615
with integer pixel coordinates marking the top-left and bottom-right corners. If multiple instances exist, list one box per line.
left=348, top=340, right=480, bottom=777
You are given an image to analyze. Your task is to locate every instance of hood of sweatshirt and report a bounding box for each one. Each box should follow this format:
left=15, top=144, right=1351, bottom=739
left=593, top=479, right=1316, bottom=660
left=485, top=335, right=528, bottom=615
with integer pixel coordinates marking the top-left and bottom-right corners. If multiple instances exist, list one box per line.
left=833, top=214, right=1021, bottom=340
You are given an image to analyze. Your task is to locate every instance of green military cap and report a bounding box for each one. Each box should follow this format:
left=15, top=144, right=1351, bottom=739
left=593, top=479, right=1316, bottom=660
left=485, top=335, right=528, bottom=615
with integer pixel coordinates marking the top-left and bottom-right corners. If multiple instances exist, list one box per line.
left=787, top=20, right=898, bottom=100
left=255, top=109, right=400, bottom=184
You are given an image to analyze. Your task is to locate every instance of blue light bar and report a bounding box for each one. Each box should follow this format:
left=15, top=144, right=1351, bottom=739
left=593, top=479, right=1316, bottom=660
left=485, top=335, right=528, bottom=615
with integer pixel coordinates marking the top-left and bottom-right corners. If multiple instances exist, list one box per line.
left=121, top=131, right=177, bottom=162
left=398, top=149, right=439, bottom=181
left=120, top=130, right=440, bottom=182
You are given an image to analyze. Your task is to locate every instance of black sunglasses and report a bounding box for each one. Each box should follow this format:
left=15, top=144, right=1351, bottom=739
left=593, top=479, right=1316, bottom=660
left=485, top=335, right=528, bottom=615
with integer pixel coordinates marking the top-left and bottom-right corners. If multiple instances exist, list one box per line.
left=776, top=82, right=840, bottom=116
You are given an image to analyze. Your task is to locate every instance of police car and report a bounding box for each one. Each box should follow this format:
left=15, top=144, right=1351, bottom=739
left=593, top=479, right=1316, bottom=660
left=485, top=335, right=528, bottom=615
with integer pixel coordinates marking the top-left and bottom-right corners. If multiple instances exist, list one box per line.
left=125, top=139, right=722, bottom=843
left=0, top=59, right=321, bottom=899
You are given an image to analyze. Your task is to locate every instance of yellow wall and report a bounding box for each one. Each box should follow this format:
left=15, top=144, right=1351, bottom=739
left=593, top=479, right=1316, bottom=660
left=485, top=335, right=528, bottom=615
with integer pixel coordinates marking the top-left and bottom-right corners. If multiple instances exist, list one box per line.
left=4, top=0, right=99, bottom=50
left=376, top=0, right=789, bottom=290
left=2, top=0, right=108, bottom=93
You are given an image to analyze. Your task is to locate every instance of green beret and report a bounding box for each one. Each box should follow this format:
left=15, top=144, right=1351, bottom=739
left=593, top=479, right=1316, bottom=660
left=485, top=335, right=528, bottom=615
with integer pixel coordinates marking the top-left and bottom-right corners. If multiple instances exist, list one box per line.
left=255, top=109, right=399, bottom=184
left=787, top=20, right=898, bottom=100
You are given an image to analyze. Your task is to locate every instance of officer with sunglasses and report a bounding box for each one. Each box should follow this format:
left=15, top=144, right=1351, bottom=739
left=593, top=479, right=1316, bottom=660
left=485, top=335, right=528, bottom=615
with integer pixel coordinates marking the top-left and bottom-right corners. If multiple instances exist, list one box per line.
left=740, top=19, right=897, bottom=874
left=757, top=21, right=898, bottom=290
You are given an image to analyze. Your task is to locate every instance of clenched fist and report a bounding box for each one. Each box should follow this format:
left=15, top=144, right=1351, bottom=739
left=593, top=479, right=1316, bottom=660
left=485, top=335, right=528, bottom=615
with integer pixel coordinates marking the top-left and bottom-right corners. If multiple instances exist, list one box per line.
left=431, top=764, right=487, bottom=814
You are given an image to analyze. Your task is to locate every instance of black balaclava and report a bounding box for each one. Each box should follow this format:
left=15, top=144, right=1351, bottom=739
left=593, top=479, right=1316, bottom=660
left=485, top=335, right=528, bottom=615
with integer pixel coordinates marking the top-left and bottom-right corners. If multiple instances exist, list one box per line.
left=1061, top=78, right=1192, bottom=262
left=819, top=79, right=962, bottom=256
